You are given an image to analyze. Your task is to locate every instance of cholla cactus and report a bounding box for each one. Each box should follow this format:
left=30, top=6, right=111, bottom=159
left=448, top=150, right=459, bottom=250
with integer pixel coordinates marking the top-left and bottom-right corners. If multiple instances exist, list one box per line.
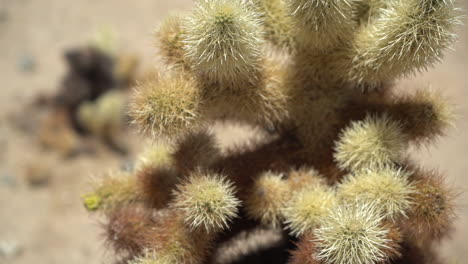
left=84, top=0, right=461, bottom=263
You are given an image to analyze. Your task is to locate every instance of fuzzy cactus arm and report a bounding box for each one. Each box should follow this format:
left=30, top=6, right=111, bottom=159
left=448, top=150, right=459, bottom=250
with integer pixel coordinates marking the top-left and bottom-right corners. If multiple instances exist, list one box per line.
left=82, top=171, right=140, bottom=212
left=244, top=171, right=291, bottom=228
left=253, top=0, right=294, bottom=48
left=135, top=130, right=220, bottom=209
left=183, top=0, right=264, bottom=88
left=402, top=164, right=457, bottom=244
left=129, top=72, right=203, bottom=136
left=386, top=89, right=453, bottom=144
left=171, top=172, right=241, bottom=233
left=136, top=163, right=178, bottom=209
left=289, top=206, right=403, bottom=264
left=287, top=233, right=320, bottom=264
left=108, top=208, right=214, bottom=263
left=172, top=128, right=221, bottom=174
left=103, top=206, right=157, bottom=256
left=337, top=166, right=415, bottom=220
left=283, top=184, right=337, bottom=237
left=342, top=0, right=460, bottom=88
left=156, top=14, right=189, bottom=69
left=200, top=54, right=291, bottom=129
left=333, top=114, right=407, bottom=172
left=313, top=203, right=402, bottom=264
left=289, top=0, right=358, bottom=51
left=244, top=167, right=337, bottom=234
left=132, top=172, right=242, bottom=263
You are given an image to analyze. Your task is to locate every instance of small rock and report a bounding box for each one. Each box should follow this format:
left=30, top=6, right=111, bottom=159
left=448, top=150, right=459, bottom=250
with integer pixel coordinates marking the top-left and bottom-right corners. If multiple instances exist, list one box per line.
left=18, top=54, right=36, bottom=73
left=0, top=172, right=17, bottom=188
left=24, top=162, right=51, bottom=187
left=0, top=240, right=22, bottom=258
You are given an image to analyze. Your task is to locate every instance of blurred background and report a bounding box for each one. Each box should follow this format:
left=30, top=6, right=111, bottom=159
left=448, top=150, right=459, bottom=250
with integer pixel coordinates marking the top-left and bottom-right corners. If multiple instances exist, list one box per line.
left=0, top=0, right=466, bottom=263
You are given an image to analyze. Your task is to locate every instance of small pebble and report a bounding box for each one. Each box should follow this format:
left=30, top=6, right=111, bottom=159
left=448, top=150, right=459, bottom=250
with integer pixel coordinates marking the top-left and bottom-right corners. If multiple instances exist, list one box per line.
left=0, top=172, right=17, bottom=188
left=0, top=240, right=22, bottom=258
left=18, top=54, right=37, bottom=73
left=25, top=163, right=51, bottom=187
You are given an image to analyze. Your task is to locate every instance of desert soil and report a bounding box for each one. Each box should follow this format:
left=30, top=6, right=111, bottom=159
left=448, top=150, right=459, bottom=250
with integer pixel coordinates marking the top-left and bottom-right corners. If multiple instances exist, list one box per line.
left=0, top=0, right=467, bottom=263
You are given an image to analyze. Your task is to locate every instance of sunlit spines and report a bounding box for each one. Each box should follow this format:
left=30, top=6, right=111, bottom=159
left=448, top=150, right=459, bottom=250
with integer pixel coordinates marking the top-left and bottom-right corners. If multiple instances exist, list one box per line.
left=286, top=167, right=327, bottom=192
left=283, top=184, right=337, bottom=237
left=172, top=172, right=240, bottom=232
left=82, top=171, right=138, bottom=212
left=244, top=171, right=290, bottom=228
left=183, top=0, right=263, bottom=88
left=334, top=114, right=407, bottom=172
left=135, top=141, right=174, bottom=170
left=129, top=72, right=202, bottom=137
left=355, top=0, right=390, bottom=24
left=289, top=0, right=357, bottom=51
left=130, top=251, right=172, bottom=264
left=345, top=0, right=459, bottom=88
left=156, top=14, right=189, bottom=68
left=337, top=166, right=414, bottom=220
left=314, top=203, right=399, bottom=264
left=404, top=167, right=456, bottom=243
left=388, top=89, right=453, bottom=145
left=253, top=0, right=294, bottom=48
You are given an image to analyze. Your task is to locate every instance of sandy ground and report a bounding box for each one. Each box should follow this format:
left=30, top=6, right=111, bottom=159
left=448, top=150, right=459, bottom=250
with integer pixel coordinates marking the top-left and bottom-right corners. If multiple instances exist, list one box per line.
left=0, top=0, right=467, bottom=263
